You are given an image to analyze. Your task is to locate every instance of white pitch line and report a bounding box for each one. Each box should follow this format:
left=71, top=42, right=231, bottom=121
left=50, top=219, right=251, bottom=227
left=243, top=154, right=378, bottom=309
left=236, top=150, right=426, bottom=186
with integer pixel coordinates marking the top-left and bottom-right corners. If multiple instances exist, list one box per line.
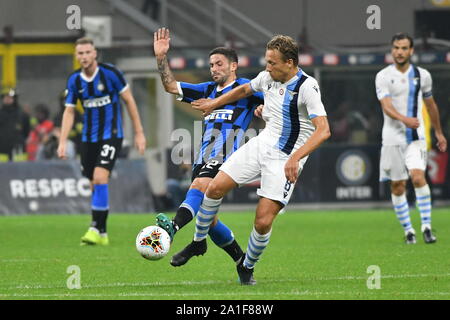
left=1, top=290, right=450, bottom=299
left=0, top=257, right=119, bottom=263
left=2, top=273, right=450, bottom=291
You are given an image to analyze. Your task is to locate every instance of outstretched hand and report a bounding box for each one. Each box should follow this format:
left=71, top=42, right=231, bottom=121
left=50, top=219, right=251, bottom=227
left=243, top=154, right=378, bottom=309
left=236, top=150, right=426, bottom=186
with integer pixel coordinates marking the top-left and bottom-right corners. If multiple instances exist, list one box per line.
left=284, top=156, right=299, bottom=183
left=135, top=132, right=147, bottom=155
left=436, top=133, right=447, bottom=153
left=153, top=27, right=170, bottom=58
left=192, top=98, right=216, bottom=116
left=254, top=105, right=264, bottom=118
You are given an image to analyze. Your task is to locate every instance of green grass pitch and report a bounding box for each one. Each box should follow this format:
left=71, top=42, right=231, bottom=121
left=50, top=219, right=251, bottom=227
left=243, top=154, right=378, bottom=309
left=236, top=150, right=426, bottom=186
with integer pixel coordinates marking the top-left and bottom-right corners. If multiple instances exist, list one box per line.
left=1, top=209, right=449, bottom=300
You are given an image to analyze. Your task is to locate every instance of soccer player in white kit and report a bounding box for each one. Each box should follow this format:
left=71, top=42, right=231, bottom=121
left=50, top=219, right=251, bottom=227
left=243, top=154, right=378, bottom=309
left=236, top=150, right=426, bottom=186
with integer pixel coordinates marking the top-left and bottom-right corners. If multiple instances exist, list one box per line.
left=178, top=35, right=330, bottom=285
left=375, top=33, right=447, bottom=244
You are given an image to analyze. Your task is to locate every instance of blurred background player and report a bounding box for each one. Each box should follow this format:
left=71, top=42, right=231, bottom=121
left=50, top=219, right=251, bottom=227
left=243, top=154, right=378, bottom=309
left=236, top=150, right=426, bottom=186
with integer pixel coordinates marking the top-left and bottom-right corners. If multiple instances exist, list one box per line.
left=58, top=37, right=146, bottom=245
left=375, top=33, right=447, bottom=244
left=186, top=35, right=330, bottom=284
left=26, top=104, right=54, bottom=161
left=0, top=88, right=30, bottom=161
left=153, top=27, right=264, bottom=266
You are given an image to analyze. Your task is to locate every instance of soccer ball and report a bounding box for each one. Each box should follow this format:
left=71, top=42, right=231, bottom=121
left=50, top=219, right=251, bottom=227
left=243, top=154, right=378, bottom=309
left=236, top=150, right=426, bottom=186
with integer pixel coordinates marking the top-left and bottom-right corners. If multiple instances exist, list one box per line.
left=136, top=226, right=171, bottom=260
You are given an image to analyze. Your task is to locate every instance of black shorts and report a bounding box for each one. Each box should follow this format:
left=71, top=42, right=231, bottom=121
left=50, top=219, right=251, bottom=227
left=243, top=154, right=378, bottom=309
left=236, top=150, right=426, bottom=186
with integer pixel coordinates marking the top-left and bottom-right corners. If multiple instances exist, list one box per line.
left=191, top=159, right=222, bottom=181
left=80, top=138, right=123, bottom=180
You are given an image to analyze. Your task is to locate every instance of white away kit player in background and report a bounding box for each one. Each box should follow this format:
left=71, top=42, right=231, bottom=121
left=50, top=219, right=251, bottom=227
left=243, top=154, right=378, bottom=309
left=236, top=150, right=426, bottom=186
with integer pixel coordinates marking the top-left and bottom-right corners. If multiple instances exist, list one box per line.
left=376, top=32, right=447, bottom=244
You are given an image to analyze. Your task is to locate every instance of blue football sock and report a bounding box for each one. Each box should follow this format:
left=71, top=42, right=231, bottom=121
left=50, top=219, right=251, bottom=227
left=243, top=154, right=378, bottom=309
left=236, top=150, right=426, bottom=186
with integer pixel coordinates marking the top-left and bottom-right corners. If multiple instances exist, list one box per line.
left=180, top=188, right=205, bottom=218
left=173, top=189, right=205, bottom=230
left=209, top=220, right=234, bottom=247
left=92, top=184, right=109, bottom=211
left=91, top=184, right=109, bottom=233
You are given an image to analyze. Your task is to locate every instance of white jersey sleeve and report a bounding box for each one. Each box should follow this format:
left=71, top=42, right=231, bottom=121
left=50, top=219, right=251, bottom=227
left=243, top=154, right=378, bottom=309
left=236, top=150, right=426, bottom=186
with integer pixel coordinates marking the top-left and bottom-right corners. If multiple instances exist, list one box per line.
left=421, top=68, right=433, bottom=98
left=250, top=71, right=267, bottom=92
left=375, top=70, right=390, bottom=100
left=299, top=78, right=327, bottom=119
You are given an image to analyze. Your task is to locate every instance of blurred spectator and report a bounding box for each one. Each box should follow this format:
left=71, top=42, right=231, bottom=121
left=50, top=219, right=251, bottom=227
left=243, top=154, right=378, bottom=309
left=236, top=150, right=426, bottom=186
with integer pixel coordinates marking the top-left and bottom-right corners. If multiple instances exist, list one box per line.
left=37, top=127, right=76, bottom=160
left=166, top=163, right=192, bottom=209
left=0, top=88, right=30, bottom=161
left=26, top=104, right=54, bottom=161
left=329, top=101, right=351, bottom=143
left=53, top=90, right=83, bottom=155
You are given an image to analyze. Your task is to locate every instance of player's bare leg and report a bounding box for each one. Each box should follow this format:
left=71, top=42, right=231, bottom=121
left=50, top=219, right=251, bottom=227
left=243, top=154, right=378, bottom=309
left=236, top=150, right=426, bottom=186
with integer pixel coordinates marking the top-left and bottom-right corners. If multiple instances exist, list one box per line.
left=410, top=169, right=435, bottom=243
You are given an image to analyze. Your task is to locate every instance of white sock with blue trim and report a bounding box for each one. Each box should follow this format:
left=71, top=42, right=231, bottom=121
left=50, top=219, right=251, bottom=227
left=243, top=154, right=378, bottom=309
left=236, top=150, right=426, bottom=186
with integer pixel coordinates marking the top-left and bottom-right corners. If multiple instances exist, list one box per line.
left=243, top=227, right=272, bottom=269
left=391, top=193, right=414, bottom=234
left=415, top=184, right=432, bottom=232
left=193, top=196, right=223, bottom=242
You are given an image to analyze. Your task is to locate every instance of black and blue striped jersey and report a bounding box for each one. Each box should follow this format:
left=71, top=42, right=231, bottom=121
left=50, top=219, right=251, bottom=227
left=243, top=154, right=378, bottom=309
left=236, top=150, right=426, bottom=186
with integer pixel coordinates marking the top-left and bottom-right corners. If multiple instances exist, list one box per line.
left=177, top=78, right=264, bottom=164
left=65, top=63, right=128, bottom=143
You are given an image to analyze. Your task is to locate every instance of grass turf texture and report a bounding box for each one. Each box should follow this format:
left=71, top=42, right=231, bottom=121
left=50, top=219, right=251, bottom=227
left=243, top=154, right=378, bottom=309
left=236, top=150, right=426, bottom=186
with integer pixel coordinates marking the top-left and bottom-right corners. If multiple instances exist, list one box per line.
left=0, top=209, right=449, bottom=300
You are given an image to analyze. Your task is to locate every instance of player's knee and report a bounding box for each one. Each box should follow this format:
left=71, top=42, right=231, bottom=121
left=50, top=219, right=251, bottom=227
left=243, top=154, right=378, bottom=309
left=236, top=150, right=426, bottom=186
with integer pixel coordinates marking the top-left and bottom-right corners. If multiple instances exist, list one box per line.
left=391, top=181, right=406, bottom=196
left=190, top=178, right=210, bottom=193
left=410, top=174, right=426, bottom=187
left=205, top=180, right=225, bottom=199
left=92, top=175, right=109, bottom=185
left=254, top=216, right=273, bottom=234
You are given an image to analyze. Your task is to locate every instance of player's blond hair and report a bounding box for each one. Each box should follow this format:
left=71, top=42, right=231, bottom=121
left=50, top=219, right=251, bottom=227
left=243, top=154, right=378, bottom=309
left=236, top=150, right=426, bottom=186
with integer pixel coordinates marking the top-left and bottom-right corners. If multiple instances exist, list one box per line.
left=75, top=37, right=95, bottom=47
left=266, top=35, right=299, bottom=66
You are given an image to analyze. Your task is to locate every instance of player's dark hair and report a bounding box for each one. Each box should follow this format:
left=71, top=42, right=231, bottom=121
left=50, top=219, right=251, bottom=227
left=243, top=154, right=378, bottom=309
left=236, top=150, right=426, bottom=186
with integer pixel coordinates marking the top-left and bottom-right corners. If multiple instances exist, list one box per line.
left=267, top=35, right=299, bottom=66
left=209, top=47, right=238, bottom=63
left=75, top=37, right=95, bottom=47
left=391, top=32, right=414, bottom=48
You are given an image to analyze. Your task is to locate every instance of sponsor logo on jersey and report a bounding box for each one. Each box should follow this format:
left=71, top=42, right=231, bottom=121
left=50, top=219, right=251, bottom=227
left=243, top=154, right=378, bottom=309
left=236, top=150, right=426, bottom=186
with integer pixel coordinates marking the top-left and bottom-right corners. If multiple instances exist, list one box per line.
left=204, top=109, right=234, bottom=121
left=83, top=95, right=111, bottom=108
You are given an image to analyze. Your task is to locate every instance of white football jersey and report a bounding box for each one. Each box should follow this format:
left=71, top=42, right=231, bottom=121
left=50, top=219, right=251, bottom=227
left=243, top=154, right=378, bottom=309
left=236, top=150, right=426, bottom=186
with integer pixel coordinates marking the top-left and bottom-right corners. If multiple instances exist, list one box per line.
left=375, top=64, right=433, bottom=146
left=250, top=70, right=327, bottom=155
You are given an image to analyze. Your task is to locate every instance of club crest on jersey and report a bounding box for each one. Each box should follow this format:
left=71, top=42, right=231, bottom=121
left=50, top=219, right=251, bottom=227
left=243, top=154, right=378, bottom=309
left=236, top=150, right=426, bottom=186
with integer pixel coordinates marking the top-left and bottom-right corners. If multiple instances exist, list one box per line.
left=279, top=89, right=284, bottom=95
left=204, top=109, right=233, bottom=121
left=97, top=82, right=105, bottom=91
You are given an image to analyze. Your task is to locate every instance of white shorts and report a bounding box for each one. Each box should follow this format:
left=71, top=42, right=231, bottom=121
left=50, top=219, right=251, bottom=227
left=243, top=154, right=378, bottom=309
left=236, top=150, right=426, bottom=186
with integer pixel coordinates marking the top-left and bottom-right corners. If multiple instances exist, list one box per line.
left=220, top=135, right=308, bottom=206
left=379, top=140, right=427, bottom=182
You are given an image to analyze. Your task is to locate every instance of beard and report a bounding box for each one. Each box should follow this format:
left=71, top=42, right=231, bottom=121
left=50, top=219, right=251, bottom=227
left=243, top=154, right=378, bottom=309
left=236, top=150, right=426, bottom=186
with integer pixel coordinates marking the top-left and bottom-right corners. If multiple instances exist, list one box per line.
left=394, top=56, right=410, bottom=66
left=212, top=74, right=228, bottom=86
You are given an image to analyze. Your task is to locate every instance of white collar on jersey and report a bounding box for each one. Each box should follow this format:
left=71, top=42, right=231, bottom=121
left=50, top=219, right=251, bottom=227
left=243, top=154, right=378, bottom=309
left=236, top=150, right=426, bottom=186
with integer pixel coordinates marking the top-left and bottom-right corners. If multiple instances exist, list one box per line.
left=216, top=80, right=236, bottom=92
left=80, top=67, right=99, bottom=82
left=391, top=63, right=412, bottom=75
left=284, top=69, right=303, bottom=85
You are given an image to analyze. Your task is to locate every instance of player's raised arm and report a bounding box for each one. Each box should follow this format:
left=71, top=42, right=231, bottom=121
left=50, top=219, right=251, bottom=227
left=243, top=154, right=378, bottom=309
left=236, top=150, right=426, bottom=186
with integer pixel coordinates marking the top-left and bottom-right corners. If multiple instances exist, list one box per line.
left=191, top=82, right=253, bottom=116
left=154, top=28, right=178, bottom=94
left=121, top=88, right=146, bottom=155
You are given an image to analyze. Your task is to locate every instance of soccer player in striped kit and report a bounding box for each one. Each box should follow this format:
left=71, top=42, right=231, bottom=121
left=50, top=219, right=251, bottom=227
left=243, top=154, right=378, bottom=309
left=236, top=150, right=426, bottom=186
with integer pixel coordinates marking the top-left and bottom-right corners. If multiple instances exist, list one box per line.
left=58, top=37, right=146, bottom=245
left=375, top=33, right=447, bottom=244
left=187, top=35, right=330, bottom=285
left=153, top=28, right=264, bottom=267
